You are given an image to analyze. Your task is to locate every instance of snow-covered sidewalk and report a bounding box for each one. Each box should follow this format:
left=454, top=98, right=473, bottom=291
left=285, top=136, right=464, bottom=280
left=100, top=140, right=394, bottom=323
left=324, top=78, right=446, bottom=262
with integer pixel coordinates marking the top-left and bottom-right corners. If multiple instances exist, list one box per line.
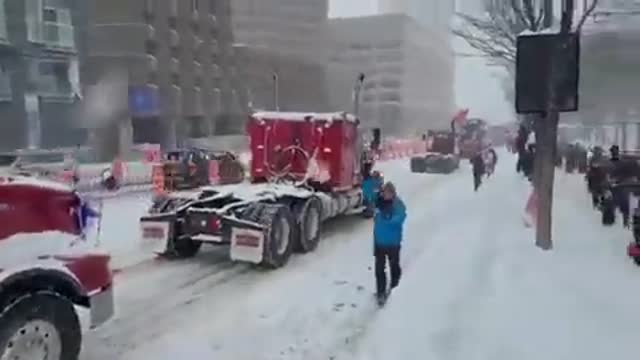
left=354, top=156, right=640, bottom=360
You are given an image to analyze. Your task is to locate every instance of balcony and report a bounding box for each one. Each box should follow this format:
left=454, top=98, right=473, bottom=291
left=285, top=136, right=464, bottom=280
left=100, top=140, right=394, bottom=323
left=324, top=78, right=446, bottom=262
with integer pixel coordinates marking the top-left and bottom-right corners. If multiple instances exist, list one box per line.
left=27, top=21, right=75, bottom=50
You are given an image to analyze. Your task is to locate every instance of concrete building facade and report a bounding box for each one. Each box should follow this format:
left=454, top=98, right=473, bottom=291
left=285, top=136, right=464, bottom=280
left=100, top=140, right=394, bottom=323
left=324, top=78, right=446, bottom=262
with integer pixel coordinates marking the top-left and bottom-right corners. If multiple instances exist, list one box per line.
left=378, top=0, right=455, bottom=36
left=328, top=14, right=455, bottom=135
left=86, top=0, right=236, bottom=152
left=0, top=0, right=86, bottom=151
left=230, top=0, right=328, bottom=61
left=228, top=0, right=331, bottom=114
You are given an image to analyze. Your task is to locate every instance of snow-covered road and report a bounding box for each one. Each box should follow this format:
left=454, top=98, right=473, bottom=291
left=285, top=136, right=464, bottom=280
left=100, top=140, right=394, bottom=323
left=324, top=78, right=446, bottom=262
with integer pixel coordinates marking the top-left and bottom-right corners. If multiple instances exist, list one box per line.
left=81, top=158, right=453, bottom=359
left=82, top=153, right=640, bottom=360
left=355, top=156, right=640, bottom=360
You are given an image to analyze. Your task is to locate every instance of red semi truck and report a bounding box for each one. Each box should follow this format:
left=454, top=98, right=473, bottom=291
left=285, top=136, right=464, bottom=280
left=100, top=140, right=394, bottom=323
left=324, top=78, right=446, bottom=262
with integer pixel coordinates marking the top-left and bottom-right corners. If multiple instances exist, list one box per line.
left=140, top=111, right=372, bottom=268
left=0, top=174, right=114, bottom=360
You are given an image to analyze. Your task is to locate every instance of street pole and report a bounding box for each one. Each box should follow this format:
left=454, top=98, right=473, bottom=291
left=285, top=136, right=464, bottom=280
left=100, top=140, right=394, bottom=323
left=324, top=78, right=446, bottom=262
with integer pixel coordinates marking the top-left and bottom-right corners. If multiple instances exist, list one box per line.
left=272, top=71, right=279, bottom=111
left=535, top=0, right=575, bottom=250
left=544, top=0, right=554, bottom=27
left=353, top=73, right=365, bottom=117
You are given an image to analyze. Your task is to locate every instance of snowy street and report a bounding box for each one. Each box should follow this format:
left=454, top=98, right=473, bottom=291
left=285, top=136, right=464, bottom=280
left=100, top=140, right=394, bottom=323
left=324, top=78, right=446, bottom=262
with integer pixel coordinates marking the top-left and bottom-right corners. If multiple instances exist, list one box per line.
left=82, top=152, right=640, bottom=360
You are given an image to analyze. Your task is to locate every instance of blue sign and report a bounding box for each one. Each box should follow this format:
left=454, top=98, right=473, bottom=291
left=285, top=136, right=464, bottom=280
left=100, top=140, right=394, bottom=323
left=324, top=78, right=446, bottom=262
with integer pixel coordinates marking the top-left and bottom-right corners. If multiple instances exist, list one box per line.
left=129, top=85, right=160, bottom=117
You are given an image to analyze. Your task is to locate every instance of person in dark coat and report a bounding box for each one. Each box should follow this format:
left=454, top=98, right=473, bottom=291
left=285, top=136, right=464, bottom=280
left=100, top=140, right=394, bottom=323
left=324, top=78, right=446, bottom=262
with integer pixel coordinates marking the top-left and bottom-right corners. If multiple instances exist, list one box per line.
left=373, top=182, right=407, bottom=303
left=471, top=152, right=485, bottom=191
left=515, top=125, right=528, bottom=173
left=607, top=145, right=640, bottom=227
left=521, top=144, right=536, bottom=182
left=486, top=148, right=498, bottom=177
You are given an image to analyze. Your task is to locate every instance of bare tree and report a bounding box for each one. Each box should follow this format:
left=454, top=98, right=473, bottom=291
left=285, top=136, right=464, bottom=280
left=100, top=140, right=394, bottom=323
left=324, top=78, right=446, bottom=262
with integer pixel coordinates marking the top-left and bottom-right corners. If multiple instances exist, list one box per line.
left=454, top=0, right=600, bottom=250
left=453, top=0, right=600, bottom=70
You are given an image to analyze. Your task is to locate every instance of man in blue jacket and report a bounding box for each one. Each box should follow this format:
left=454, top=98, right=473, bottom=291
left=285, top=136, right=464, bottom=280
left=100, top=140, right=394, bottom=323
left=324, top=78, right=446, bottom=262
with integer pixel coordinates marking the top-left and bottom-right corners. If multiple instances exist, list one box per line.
left=373, top=182, right=407, bottom=303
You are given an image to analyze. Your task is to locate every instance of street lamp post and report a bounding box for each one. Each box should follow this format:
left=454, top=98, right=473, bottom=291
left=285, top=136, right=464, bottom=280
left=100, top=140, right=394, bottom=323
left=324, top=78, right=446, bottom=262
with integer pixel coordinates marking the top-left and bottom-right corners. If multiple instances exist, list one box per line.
left=353, top=73, right=365, bottom=117
left=272, top=71, right=279, bottom=111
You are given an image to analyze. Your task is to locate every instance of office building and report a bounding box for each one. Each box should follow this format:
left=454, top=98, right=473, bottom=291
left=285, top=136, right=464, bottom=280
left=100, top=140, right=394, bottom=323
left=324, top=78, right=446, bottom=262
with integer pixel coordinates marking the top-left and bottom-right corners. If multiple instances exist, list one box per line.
left=228, top=0, right=331, bottom=113
left=328, top=14, right=455, bottom=135
left=86, top=0, right=236, bottom=151
left=0, top=0, right=86, bottom=151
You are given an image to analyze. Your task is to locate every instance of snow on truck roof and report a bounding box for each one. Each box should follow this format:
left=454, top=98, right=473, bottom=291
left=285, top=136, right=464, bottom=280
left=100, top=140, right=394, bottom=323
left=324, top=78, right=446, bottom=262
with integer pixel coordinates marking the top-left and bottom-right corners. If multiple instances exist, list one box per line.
left=0, top=171, right=72, bottom=192
left=251, top=111, right=358, bottom=123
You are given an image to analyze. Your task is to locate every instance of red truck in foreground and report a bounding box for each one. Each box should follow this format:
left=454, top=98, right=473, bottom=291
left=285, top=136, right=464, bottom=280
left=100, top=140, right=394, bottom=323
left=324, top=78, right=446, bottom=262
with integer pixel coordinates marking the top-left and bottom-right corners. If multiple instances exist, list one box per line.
left=0, top=174, right=114, bottom=360
left=140, top=111, right=372, bottom=268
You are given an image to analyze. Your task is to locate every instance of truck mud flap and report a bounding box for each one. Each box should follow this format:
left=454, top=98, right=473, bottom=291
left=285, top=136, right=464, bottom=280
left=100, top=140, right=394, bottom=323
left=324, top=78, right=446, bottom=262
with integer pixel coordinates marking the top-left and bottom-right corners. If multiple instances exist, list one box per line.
left=222, top=216, right=266, bottom=264
left=140, top=215, right=176, bottom=254
left=229, top=227, right=265, bottom=264
left=90, top=284, right=115, bottom=329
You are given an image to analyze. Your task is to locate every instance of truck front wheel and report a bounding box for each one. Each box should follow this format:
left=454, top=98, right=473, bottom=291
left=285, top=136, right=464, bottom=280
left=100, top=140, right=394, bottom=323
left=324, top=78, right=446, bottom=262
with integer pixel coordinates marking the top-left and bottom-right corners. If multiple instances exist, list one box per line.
left=0, top=291, right=81, bottom=360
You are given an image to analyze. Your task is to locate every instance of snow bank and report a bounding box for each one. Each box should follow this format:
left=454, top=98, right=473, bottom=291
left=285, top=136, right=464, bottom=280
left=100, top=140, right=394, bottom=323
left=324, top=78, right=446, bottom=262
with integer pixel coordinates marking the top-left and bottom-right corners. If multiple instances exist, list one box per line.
left=354, top=155, right=640, bottom=360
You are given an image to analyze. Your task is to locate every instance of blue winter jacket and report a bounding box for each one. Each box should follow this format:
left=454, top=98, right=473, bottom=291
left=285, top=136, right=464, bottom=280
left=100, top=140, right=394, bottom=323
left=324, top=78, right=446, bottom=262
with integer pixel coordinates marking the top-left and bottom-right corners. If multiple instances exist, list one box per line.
left=362, top=177, right=383, bottom=204
left=373, top=198, right=407, bottom=247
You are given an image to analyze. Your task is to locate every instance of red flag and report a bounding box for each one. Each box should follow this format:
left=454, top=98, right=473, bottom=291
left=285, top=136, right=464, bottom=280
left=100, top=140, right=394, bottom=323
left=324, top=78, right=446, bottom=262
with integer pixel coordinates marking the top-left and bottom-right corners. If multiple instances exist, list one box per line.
left=452, top=108, right=469, bottom=126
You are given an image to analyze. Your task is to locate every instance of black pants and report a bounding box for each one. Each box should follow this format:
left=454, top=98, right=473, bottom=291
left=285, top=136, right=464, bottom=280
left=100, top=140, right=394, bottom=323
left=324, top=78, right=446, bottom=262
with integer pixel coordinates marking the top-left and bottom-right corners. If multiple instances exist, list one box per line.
left=473, top=174, right=482, bottom=191
left=374, top=245, right=401, bottom=295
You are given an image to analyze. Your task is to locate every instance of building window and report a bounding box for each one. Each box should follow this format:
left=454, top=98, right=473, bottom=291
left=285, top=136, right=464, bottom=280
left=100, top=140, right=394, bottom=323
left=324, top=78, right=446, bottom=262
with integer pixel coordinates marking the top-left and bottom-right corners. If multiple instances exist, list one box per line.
left=26, top=0, right=74, bottom=48
left=0, top=63, right=11, bottom=101
left=0, top=0, right=7, bottom=41
left=169, top=0, right=178, bottom=18
left=30, top=60, right=72, bottom=99
left=143, top=0, right=153, bottom=20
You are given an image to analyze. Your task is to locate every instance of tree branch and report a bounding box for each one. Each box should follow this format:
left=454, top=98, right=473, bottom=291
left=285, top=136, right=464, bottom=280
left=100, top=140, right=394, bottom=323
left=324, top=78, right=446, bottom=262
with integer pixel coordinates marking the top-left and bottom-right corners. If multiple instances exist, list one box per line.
left=576, top=0, right=600, bottom=32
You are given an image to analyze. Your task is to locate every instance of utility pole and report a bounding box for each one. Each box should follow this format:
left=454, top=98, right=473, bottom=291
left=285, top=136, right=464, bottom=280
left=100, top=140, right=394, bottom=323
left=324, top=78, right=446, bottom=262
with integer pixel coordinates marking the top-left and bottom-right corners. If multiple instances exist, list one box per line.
left=535, top=0, right=575, bottom=250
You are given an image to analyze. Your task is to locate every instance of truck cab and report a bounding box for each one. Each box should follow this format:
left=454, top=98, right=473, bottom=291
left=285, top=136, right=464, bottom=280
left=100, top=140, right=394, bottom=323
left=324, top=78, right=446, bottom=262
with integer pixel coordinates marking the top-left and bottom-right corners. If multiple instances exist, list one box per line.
left=0, top=174, right=114, bottom=360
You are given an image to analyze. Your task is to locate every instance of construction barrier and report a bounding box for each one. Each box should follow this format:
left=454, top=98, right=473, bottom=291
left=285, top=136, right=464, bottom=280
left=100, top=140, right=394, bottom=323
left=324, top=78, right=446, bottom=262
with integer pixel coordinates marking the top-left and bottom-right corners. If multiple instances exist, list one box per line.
left=69, top=138, right=426, bottom=198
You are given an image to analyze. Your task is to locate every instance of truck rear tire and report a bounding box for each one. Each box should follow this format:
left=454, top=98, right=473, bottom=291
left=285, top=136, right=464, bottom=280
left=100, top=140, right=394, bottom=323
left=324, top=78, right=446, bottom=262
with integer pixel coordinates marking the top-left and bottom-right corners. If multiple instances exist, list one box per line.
left=167, top=222, right=202, bottom=259
left=241, top=203, right=295, bottom=268
left=410, top=157, right=426, bottom=173
left=294, top=197, right=323, bottom=253
left=169, top=237, right=202, bottom=258
left=0, top=292, right=81, bottom=360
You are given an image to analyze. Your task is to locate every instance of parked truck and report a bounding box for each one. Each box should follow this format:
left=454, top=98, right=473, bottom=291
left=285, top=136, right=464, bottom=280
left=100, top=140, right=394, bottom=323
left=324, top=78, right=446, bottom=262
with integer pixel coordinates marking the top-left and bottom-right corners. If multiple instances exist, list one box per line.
left=139, top=111, right=373, bottom=268
left=0, top=173, right=114, bottom=360
left=410, top=113, right=461, bottom=174
left=410, top=130, right=459, bottom=174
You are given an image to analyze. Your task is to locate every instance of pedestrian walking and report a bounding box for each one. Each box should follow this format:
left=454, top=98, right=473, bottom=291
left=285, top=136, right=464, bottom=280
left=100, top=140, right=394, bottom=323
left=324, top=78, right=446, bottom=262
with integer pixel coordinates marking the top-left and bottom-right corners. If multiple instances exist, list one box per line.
left=373, top=182, right=407, bottom=305
left=471, top=152, right=485, bottom=191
